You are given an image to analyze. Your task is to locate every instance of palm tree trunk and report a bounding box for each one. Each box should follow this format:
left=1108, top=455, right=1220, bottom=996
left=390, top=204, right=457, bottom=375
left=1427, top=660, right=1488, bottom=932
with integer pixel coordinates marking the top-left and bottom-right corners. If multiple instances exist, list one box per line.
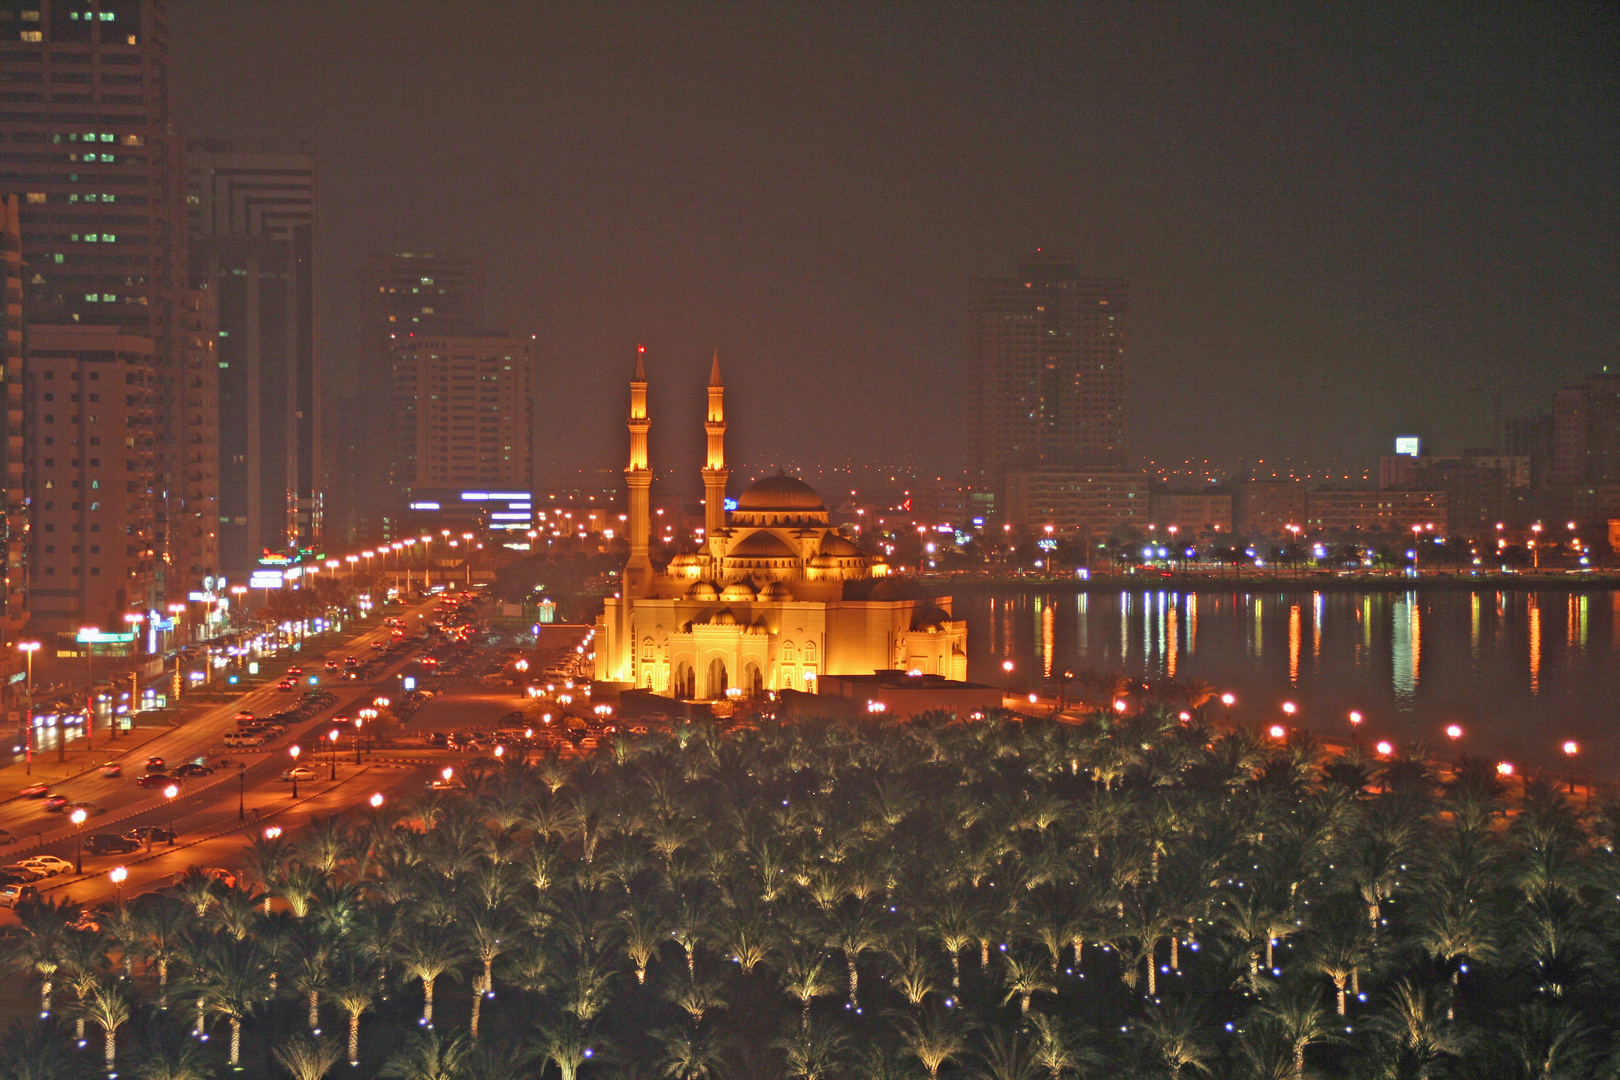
left=1248, top=954, right=1259, bottom=992
left=40, top=978, right=51, bottom=1015
left=1293, top=1043, right=1305, bottom=1078
left=847, top=956, right=859, bottom=1009
left=230, top=1017, right=242, bottom=1067
left=157, top=959, right=168, bottom=1009
left=980, top=940, right=990, bottom=969
left=75, top=1017, right=84, bottom=1043
left=1266, top=938, right=1274, bottom=971
left=801, top=999, right=811, bottom=1032
left=1335, top=978, right=1346, bottom=1015
left=950, top=951, right=960, bottom=988
left=484, top=958, right=494, bottom=995
left=348, top=1011, right=361, bottom=1065
left=422, top=976, right=435, bottom=1025
left=1170, top=935, right=1179, bottom=970
left=470, top=981, right=482, bottom=1040
left=195, top=999, right=205, bottom=1037
left=104, top=1030, right=116, bottom=1073
left=1351, top=968, right=1359, bottom=997
left=1146, top=948, right=1156, bottom=996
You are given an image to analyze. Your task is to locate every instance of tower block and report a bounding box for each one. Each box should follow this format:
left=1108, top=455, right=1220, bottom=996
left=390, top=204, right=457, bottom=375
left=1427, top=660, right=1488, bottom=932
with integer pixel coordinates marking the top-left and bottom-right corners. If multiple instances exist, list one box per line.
left=624, top=346, right=654, bottom=596
left=701, top=353, right=730, bottom=542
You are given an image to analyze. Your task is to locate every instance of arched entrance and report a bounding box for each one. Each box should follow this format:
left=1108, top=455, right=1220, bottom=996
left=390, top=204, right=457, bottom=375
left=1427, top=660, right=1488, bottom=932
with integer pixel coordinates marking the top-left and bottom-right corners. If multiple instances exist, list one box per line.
left=673, top=661, right=695, bottom=700
left=743, top=662, right=763, bottom=698
left=706, top=657, right=728, bottom=699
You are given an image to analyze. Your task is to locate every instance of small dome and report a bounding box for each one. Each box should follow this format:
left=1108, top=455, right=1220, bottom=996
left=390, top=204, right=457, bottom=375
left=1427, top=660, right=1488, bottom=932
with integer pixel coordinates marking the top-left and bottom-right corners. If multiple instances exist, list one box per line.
left=736, top=474, right=826, bottom=513
left=711, top=607, right=739, bottom=625
left=759, top=581, right=795, bottom=601
left=686, top=580, right=720, bottom=601
left=668, top=552, right=700, bottom=568
left=728, top=531, right=800, bottom=559
left=819, top=535, right=862, bottom=557
left=720, top=581, right=757, bottom=602
left=808, top=553, right=840, bottom=568
left=912, top=604, right=953, bottom=631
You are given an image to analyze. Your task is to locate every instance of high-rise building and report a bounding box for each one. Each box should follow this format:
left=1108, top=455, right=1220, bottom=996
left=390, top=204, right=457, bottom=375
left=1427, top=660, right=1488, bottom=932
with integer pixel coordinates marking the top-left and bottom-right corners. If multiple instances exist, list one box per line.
left=0, top=196, right=28, bottom=678
left=1552, top=370, right=1620, bottom=489
left=391, top=334, right=532, bottom=494
left=185, top=142, right=319, bottom=576
left=335, top=253, right=484, bottom=543
left=0, top=0, right=216, bottom=617
left=969, top=252, right=1128, bottom=507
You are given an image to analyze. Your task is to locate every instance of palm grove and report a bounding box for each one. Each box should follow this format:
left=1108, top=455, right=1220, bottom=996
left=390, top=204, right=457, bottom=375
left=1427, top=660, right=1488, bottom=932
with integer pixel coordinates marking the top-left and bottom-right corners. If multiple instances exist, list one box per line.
left=3, top=706, right=1618, bottom=1079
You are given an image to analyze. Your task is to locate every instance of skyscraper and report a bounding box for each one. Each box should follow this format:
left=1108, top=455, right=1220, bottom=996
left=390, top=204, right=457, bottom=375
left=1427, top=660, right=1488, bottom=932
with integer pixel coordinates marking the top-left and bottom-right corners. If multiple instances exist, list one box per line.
left=334, top=253, right=484, bottom=543
left=186, top=142, right=320, bottom=577
left=968, top=252, right=1128, bottom=509
left=0, top=196, right=28, bottom=679
left=0, top=0, right=217, bottom=626
left=391, top=334, right=533, bottom=494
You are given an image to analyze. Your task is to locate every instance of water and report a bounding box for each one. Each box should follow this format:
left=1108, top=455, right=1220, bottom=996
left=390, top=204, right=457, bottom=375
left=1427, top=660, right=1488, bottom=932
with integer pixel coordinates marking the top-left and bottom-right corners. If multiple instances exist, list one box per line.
left=962, top=587, right=1620, bottom=777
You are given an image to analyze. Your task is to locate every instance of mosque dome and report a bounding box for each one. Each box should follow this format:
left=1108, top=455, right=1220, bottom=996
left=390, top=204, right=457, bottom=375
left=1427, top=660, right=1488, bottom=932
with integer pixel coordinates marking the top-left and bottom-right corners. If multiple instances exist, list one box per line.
left=736, top=474, right=826, bottom=513
left=818, top=535, right=863, bottom=558
left=686, top=580, right=721, bottom=601
left=759, top=581, right=796, bottom=601
left=711, top=608, right=739, bottom=625
left=728, top=532, right=799, bottom=559
left=720, top=581, right=758, bottom=602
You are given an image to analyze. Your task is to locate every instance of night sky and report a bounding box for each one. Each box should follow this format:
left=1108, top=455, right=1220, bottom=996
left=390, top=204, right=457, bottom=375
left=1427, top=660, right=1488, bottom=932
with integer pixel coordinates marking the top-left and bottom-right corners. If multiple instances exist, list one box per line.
left=170, top=2, right=1618, bottom=491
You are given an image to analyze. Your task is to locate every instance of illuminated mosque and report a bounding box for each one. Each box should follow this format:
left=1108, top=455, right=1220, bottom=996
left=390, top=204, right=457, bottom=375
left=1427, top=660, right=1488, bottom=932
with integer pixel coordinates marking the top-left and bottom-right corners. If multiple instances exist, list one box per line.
left=594, top=351, right=968, bottom=700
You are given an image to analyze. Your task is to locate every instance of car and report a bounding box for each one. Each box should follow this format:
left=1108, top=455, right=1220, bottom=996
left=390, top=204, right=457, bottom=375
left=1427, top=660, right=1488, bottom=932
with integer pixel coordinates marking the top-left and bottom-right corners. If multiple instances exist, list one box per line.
left=136, top=773, right=177, bottom=789
left=145, top=756, right=165, bottom=771
left=98, top=763, right=122, bottom=778
left=171, top=762, right=214, bottom=778
left=0, top=884, right=39, bottom=908
left=222, top=733, right=264, bottom=748
left=277, top=678, right=298, bottom=690
left=286, top=666, right=304, bottom=676
left=0, top=865, right=42, bottom=883
left=323, top=660, right=340, bottom=670
left=280, top=766, right=317, bottom=782
left=64, top=802, right=106, bottom=817
left=85, top=833, right=140, bottom=855
left=198, top=867, right=237, bottom=888
left=42, top=794, right=68, bottom=811
left=123, top=825, right=176, bottom=844
left=20, top=855, right=73, bottom=877
left=0, top=829, right=15, bottom=847
left=19, top=782, right=48, bottom=798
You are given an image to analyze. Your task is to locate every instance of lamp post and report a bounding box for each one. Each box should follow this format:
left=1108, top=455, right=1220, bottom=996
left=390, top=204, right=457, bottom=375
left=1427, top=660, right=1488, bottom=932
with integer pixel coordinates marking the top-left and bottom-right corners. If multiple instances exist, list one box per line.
left=71, top=808, right=87, bottom=873
left=1001, top=659, right=1013, bottom=697
left=353, top=713, right=366, bottom=764
left=17, top=641, right=39, bottom=774
left=289, top=745, right=302, bottom=798
left=109, top=865, right=127, bottom=907
left=237, top=762, right=246, bottom=821
left=1531, top=523, right=1542, bottom=570
left=1349, top=710, right=1363, bottom=744
left=327, top=728, right=340, bottom=781
left=164, top=784, right=179, bottom=844
left=1221, top=693, right=1235, bottom=723
left=1562, top=740, right=1579, bottom=793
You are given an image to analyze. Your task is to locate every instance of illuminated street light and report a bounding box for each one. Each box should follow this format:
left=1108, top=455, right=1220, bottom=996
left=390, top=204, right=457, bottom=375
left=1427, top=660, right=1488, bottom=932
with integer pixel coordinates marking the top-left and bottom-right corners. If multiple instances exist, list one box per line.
left=71, top=807, right=88, bottom=872
left=289, top=745, right=302, bottom=797
left=370, top=792, right=385, bottom=809
left=1281, top=701, right=1297, bottom=717
left=1563, top=740, right=1580, bottom=793
left=1497, top=761, right=1515, bottom=777
left=109, top=865, right=127, bottom=906
left=1375, top=740, right=1394, bottom=757
left=1445, top=724, right=1463, bottom=741
left=1268, top=724, right=1286, bottom=739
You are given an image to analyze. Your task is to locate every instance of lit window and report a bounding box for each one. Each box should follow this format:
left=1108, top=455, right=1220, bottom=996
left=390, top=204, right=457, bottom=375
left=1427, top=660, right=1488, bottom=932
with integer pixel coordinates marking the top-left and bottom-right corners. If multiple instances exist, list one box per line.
left=21, top=30, right=41, bottom=42
left=101, top=234, right=114, bottom=242
left=99, top=133, right=113, bottom=142
left=25, top=192, right=44, bottom=203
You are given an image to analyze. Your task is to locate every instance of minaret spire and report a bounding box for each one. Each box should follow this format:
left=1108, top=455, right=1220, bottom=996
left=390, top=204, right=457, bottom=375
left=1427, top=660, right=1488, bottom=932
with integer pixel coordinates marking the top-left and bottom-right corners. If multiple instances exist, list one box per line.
left=701, top=351, right=730, bottom=544
left=624, top=345, right=653, bottom=596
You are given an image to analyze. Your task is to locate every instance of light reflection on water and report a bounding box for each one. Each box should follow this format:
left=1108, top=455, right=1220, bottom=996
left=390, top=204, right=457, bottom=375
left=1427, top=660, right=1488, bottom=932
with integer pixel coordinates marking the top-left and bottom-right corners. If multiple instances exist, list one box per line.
left=964, top=588, right=1620, bottom=775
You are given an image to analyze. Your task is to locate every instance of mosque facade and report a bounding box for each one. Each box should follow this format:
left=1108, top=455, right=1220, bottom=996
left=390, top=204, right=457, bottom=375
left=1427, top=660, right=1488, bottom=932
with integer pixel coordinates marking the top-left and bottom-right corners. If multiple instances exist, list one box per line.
left=594, top=352, right=968, bottom=700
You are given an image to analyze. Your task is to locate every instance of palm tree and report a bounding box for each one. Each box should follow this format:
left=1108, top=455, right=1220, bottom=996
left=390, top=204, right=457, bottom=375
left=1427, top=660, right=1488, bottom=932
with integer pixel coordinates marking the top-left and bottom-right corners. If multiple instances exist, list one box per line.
left=0, top=1018, right=88, bottom=1080
left=129, top=893, right=188, bottom=1011
left=397, top=925, right=465, bottom=1027
left=774, top=1019, right=848, bottom=1080
left=999, top=953, right=1057, bottom=1015
left=325, top=956, right=376, bottom=1067
left=970, top=1028, right=1041, bottom=1080
left=82, top=978, right=131, bottom=1076
left=378, top=1029, right=473, bottom=1080
left=535, top=1020, right=596, bottom=1080
left=884, top=934, right=940, bottom=1006
left=1367, top=980, right=1466, bottom=1080
left=1256, top=981, right=1337, bottom=1079
left=653, top=1027, right=720, bottom=1080
left=1132, top=999, right=1212, bottom=1078
left=463, top=913, right=512, bottom=1040
left=274, top=1035, right=341, bottom=1080
left=821, top=900, right=886, bottom=1010
left=898, top=1006, right=965, bottom=1080
left=193, top=935, right=267, bottom=1068
left=132, top=1030, right=214, bottom=1080
left=779, top=949, right=836, bottom=1031
left=11, top=895, right=78, bottom=1016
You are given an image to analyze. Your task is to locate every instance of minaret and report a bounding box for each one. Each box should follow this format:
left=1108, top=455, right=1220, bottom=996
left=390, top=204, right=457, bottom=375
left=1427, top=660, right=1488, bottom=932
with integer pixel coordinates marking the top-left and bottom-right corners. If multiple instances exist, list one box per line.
left=701, top=352, right=730, bottom=543
left=624, top=346, right=653, bottom=596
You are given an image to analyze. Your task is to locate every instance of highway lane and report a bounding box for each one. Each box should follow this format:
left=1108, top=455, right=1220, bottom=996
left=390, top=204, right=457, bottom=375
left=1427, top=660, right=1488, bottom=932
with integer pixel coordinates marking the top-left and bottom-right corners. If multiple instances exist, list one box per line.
left=0, top=599, right=438, bottom=859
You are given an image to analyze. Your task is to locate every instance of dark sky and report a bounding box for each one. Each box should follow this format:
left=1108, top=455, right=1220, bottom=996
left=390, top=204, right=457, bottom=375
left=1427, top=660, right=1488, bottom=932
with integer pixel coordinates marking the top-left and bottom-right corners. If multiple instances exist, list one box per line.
left=170, top=1, right=1619, bottom=490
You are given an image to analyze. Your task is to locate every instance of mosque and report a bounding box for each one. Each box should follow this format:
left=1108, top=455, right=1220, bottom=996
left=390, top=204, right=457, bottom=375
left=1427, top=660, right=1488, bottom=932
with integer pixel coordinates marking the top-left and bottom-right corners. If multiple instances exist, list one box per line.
left=593, top=351, right=968, bottom=701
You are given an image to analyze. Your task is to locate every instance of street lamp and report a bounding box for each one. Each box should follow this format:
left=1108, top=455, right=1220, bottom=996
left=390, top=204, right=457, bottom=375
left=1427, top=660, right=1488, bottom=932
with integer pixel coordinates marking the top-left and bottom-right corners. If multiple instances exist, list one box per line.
left=109, top=865, right=127, bottom=907
left=1282, top=701, right=1297, bottom=718
left=327, top=728, right=340, bottom=780
left=71, top=807, right=88, bottom=872
left=289, top=745, right=302, bottom=798
left=369, top=792, right=384, bottom=809
left=1445, top=724, right=1463, bottom=742
left=164, top=784, right=179, bottom=844
left=1375, top=740, right=1394, bottom=757
left=1562, top=740, right=1579, bottom=793
left=237, top=762, right=246, bottom=821
left=16, top=641, right=39, bottom=774
left=1531, top=523, right=1542, bottom=569
left=1001, top=659, right=1013, bottom=696
left=353, top=712, right=366, bottom=763
left=1348, top=711, right=1363, bottom=743
left=1221, top=693, right=1235, bottom=722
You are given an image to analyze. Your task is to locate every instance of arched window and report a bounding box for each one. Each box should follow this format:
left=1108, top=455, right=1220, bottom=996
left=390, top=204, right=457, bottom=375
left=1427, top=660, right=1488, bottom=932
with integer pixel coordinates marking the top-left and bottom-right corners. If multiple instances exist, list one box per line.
left=803, top=641, right=817, bottom=664
left=781, top=641, right=795, bottom=662
left=641, top=637, right=654, bottom=661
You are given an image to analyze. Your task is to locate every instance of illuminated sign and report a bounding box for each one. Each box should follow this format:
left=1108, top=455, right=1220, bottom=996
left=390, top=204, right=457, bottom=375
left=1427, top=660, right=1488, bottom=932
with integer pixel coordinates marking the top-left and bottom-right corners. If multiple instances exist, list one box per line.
left=1395, top=436, right=1420, bottom=457
left=249, top=570, right=285, bottom=589
left=259, top=552, right=291, bottom=566
left=76, top=631, right=136, bottom=644
left=724, top=497, right=738, bottom=511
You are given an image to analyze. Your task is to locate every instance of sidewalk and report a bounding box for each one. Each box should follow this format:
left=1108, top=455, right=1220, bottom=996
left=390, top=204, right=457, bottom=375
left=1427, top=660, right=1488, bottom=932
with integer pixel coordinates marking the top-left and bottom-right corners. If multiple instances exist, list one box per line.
left=0, top=712, right=191, bottom=793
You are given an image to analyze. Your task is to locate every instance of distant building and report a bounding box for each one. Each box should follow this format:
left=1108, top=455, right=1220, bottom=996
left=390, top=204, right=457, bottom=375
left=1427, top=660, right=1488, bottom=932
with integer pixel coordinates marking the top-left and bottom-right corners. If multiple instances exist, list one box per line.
left=1003, top=469, right=1149, bottom=539
left=186, top=143, right=320, bottom=577
left=969, top=253, right=1126, bottom=510
left=342, top=253, right=485, bottom=543
left=1303, top=489, right=1447, bottom=535
left=392, top=335, right=533, bottom=494
left=1148, top=490, right=1233, bottom=537
left=1232, top=480, right=1307, bottom=539
left=0, top=197, right=27, bottom=688
left=1552, top=370, right=1620, bottom=489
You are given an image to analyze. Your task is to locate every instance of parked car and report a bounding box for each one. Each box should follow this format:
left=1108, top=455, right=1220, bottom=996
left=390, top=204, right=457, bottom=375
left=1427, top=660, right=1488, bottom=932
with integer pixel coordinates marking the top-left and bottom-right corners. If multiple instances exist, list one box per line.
left=171, top=763, right=214, bottom=778
left=136, top=773, right=176, bottom=789
left=280, top=766, right=317, bottom=782
left=0, top=883, right=39, bottom=908
left=124, top=825, right=176, bottom=844
left=19, top=782, right=48, bottom=798
left=0, top=829, right=16, bottom=846
left=98, top=763, right=122, bottom=778
left=0, top=865, right=42, bottom=883
left=85, top=833, right=140, bottom=855
left=20, top=855, right=73, bottom=877
left=222, top=733, right=264, bottom=748
left=198, top=867, right=237, bottom=888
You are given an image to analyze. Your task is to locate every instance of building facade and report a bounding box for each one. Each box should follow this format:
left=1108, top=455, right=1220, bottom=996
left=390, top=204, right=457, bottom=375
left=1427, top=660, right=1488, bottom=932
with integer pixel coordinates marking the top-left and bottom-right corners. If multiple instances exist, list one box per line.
left=596, top=353, right=966, bottom=700
left=0, top=196, right=27, bottom=678
left=1003, top=469, right=1149, bottom=539
left=186, top=143, right=319, bottom=576
left=392, top=334, right=532, bottom=494
left=1302, top=489, right=1448, bottom=535
left=1148, top=490, right=1233, bottom=537
left=969, top=252, right=1127, bottom=508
